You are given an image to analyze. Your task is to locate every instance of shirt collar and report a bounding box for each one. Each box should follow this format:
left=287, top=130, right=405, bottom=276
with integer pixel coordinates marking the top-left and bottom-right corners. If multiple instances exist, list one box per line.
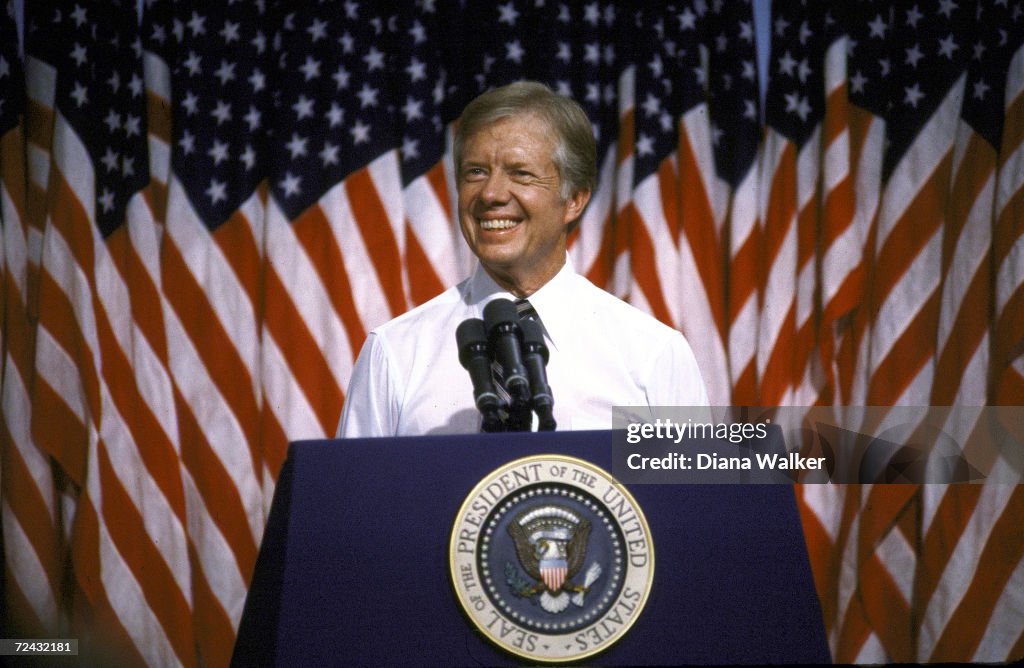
left=462, top=255, right=577, bottom=352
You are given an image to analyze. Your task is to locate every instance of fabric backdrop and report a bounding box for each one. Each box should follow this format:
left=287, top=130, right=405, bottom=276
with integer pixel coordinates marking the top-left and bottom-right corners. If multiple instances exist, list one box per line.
left=1, top=0, right=1022, bottom=665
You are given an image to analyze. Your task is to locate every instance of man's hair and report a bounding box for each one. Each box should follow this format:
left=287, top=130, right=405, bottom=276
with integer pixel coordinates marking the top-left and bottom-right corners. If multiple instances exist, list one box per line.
left=453, top=81, right=597, bottom=202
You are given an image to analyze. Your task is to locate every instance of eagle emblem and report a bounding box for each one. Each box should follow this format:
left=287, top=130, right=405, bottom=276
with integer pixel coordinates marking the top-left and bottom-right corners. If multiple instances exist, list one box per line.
left=505, top=504, right=603, bottom=614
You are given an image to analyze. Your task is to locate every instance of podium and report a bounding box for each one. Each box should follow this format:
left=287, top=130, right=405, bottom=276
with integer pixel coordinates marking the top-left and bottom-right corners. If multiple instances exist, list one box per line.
left=232, top=431, right=830, bottom=665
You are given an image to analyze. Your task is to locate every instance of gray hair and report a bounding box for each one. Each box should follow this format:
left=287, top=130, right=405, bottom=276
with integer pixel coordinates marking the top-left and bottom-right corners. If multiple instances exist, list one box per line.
left=453, top=81, right=597, bottom=202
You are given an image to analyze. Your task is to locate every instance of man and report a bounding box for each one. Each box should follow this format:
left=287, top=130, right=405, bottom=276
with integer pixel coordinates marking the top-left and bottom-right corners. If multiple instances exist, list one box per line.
left=337, top=82, right=707, bottom=437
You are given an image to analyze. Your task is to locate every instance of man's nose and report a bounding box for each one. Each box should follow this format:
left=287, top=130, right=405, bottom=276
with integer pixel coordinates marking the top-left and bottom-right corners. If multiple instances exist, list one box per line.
left=479, top=171, right=511, bottom=204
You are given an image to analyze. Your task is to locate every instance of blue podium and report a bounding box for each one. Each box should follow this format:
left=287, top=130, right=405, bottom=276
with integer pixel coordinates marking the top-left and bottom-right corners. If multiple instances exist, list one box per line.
left=232, top=431, right=830, bottom=665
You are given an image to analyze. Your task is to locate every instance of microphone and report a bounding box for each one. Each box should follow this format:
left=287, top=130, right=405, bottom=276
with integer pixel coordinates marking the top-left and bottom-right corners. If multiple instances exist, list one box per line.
left=483, top=299, right=531, bottom=431
left=519, top=317, right=556, bottom=431
left=456, top=318, right=505, bottom=432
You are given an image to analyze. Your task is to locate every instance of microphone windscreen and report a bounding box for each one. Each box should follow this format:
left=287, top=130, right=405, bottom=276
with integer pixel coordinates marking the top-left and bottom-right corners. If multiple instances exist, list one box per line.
left=456, top=318, right=488, bottom=367
left=483, top=298, right=518, bottom=330
left=519, top=317, right=548, bottom=363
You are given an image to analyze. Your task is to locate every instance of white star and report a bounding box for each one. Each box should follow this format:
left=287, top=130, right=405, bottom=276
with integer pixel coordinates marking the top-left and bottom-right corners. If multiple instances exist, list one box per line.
left=286, top=133, right=308, bottom=159
left=555, top=80, right=572, bottom=96
left=293, top=95, right=315, bottom=120
left=636, top=133, right=654, bottom=156
left=327, top=102, right=344, bottom=128
left=868, top=14, right=888, bottom=39
left=906, top=5, right=923, bottom=28
left=188, top=11, right=206, bottom=37
left=280, top=171, right=302, bottom=197
left=307, top=18, right=328, bottom=42
left=71, top=4, right=87, bottom=27
left=784, top=91, right=811, bottom=121
left=739, top=20, right=754, bottom=42
left=799, top=20, right=813, bottom=45
left=641, top=93, right=661, bottom=117
left=300, top=56, right=321, bottom=81
left=101, top=148, right=120, bottom=172
left=363, top=46, right=385, bottom=71
left=585, top=82, right=600, bottom=104
left=659, top=111, right=673, bottom=132
left=179, top=130, right=195, bottom=155
left=584, top=2, right=600, bottom=25
left=498, top=2, right=519, bottom=25
left=405, top=57, right=426, bottom=83
left=247, top=68, right=265, bottom=93
left=797, top=58, right=811, bottom=83
left=711, top=123, right=723, bottom=147
left=125, top=114, right=141, bottom=137
left=350, top=119, right=371, bottom=144
left=716, top=33, right=728, bottom=53
left=972, top=78, right=990, bottom=100
left=251, top=31, right=267, bottom=54
left=357, top=83, right=379, bottom=108
left=938, top=34, right=959, bottom=60
left=172, top=19, right=185, bottom=43
left=903, top=83, right=925, bottom=108
left=244, top=105, right=261, bottom=131
left=206, top=179, right=227, bottom=204
left=214, top=59, right=236, bottom=85
left=70, top=82, right=88, bottom=107
left=584, top=42, right=600, bottom=65
left=904, top=43, right=925, bottom=68
left=648, top=54, right=663, bottom=79
left=240, top=145, right=256, bottom=171
left=778, top=51, right=797, bottom=77
left=743, top=99, right=757, bottom=120
left=184, top=51, right=202, bottom=76
left=107, top=71, right=121, bottom=94
left=122, top=156, right=135, bottom=178
left=181, top=91, right=199, bottom=116
left=0, top=56, right=8, bottom=79
left=973, top=41, right=986, bottom=61
left=677, top=7, right=696, bottom=30
left=402, top=96, right=423, bottom=122
left=128, top=74, right=143, bottom=98
left=220, top=20, right=240, bottom=43
left=774, top=16, right=790, bottom=36
left=506, top=39, right=524, bottom=63
left=879, top=58, right=891, bottom=77
left=339, top=32, right=355, bottom=54
left=401, top=136, right=420, bottom=161
left=318, top=141, right=339, bottom=166
left=850, top=70, right=868, bottom=94
left=742, top=60, right=756, bottom=81
left=208, top=139, right=230, bottom=165
left=409, top=20, right=426, bottom=45
left=211, top=100, right=232, bottom=125
left=99, top=188, right=115, bottom=213
left=104, top=110, right=122, bottom=133
left=938, top=0, right=958, bottom=19
left=344, top=0, right=359, bottom=20
left=603, top=44, right=615, bottom=65
left=71, top=43, right=87, bottom=67
left=556, top=42, right=571, bottom=63
left=151, top=18, right=171, bottom=42
left=333, top=65, right=351, bottom=90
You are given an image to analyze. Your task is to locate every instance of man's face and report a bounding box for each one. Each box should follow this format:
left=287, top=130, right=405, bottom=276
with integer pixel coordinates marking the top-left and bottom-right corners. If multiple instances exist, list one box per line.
left=457, top=114, right=589, bottom=294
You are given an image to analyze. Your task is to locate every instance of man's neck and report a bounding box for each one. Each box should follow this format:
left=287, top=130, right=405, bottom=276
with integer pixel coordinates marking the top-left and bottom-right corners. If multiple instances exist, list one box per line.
left=481, top=256, right=566, bottom=298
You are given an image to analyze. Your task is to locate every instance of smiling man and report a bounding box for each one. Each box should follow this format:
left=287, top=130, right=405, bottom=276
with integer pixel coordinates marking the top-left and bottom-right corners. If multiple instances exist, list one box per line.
left=337, top=82, right=707, bottom=437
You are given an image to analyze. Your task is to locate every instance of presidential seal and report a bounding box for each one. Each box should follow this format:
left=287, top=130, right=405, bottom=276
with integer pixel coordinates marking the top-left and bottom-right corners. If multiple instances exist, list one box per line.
left=449, top=455, right=653, bottom=663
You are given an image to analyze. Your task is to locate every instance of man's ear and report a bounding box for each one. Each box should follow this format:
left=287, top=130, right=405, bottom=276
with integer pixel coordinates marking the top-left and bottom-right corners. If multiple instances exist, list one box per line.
left=563, top=189, right=591, bottom=226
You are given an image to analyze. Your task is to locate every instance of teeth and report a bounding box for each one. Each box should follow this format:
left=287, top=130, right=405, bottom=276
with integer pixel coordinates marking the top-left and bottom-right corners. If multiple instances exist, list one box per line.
left=479, top=219, right=519, bottom=230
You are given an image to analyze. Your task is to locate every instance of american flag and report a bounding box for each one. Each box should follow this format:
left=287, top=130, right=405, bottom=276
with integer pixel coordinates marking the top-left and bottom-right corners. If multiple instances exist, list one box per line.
left=1, top=1, right=1022, bottom=665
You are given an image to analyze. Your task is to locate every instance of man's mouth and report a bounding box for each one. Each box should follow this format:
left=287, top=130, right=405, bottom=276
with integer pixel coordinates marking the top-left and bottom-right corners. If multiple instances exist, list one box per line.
left=478, top=218, right=520, bottom=231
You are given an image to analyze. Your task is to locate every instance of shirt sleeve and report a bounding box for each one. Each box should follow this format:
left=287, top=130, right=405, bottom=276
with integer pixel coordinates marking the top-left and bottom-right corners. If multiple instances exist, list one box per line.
left=646, top=331, right=710, bottom=407
left=335, top=332, right=399, bottom=438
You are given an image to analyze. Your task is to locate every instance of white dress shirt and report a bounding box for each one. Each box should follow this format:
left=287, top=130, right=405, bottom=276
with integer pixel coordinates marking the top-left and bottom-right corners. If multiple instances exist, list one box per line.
left=337, top=257, right=708, bottom=437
